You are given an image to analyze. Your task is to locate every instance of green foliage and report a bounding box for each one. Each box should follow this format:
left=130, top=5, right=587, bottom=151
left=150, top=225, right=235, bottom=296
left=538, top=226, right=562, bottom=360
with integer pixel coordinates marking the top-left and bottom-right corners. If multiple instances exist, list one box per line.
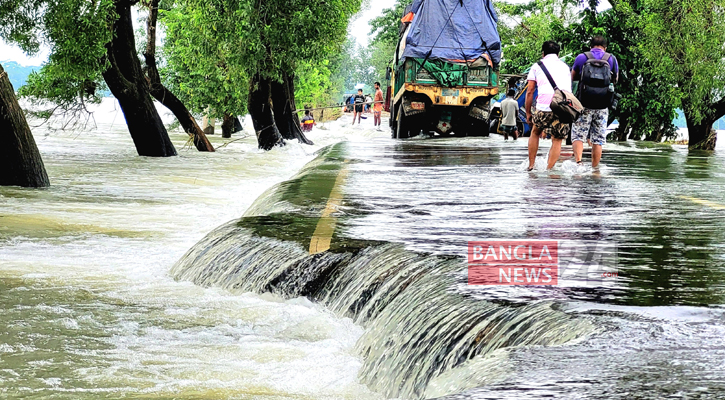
left=164, top=0, right=361, bottom=114
left=7, top=0, right=116, bottom=119
left=637, top=0, right=725, bottom=126
left=295, top=59, right=334, bottom=109
left=369, top=0, right=411, bottom=48
left=0, top=0, right=45, bottom=53
left=497, top=0, right=577, bottom=74
left=160, top=0, right=248, bottom=119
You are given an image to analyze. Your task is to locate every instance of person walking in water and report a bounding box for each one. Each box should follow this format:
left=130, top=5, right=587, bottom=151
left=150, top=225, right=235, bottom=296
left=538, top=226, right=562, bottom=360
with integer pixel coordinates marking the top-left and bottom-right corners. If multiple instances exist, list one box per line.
left=373, top=82, right=384, bottom=131
left=571, top=35, right=619, bottom=168
left=500, top=88, right=519, bottom=140
left=525, top=41, right=573, bottom=171
left=353, top=89, right=365, bottom=125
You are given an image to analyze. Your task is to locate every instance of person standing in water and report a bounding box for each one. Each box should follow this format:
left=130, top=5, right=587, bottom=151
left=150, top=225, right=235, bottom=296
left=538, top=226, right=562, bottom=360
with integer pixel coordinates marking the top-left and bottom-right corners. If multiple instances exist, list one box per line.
left=373, top=82, right=384, bottom=131
left=571, top=35, right=619, bottom=168
left=525, top=41, right=573, bottom=171
left=500, top=88, right=519, bottom=140
left=353, top=89, right=365, bottom=125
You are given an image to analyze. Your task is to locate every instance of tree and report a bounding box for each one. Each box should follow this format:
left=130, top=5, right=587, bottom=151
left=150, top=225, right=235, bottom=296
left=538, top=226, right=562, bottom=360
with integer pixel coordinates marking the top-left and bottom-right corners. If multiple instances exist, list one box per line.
left=0, top=0, right=50, bottom=187
left=16, top=0, right=178, bottom=157
left=141, top=0, right=214, bottom=151
left=637, top=0, right=725, bottom=150
left=175, top=0, right=361, bottom=150
left=161, top=0, right=248, bottom=140
left=0, top=63, right=50, bottom=187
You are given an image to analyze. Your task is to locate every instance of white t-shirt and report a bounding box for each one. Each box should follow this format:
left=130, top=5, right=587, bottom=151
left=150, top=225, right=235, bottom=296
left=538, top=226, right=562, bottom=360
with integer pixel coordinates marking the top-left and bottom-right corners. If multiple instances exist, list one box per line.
left=527, top=54, right=573, bottom=112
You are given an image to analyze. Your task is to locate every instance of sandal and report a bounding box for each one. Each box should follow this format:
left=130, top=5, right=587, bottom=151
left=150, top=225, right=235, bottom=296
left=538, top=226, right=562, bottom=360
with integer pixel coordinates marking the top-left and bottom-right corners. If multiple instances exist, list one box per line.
left=526, top=166, right=535, bottom=172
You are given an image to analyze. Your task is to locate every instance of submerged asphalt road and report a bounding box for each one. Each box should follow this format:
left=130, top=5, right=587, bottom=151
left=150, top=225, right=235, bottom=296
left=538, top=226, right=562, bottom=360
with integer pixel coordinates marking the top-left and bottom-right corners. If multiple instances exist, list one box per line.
left=174, top=132, right=725, bottom=399
left=318, top=136, right=725, bottom=398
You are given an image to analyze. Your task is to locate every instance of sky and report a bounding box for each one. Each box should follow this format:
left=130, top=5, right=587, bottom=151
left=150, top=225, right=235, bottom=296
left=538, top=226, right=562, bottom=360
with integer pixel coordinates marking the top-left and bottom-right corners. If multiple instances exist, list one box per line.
left=348, top=0, right=393, bottom=47
left=0, top=41, right=49, bottom=66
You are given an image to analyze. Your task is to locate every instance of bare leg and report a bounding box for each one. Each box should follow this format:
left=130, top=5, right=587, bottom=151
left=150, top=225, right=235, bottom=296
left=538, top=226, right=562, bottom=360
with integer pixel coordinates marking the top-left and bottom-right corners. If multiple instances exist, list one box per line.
left=572, top=140, right=584, bottom=162
left=528, top=125, right=541, bottom=169
left=547, top=138, right=563, bottom=170
left=591, top=144, right=603, bottom=168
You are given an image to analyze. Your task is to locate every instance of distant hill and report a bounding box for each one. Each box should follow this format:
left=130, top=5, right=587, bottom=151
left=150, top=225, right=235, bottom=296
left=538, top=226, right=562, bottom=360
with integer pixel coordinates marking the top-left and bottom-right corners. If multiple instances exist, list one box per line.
left=1, top=60, right=40, bottom=90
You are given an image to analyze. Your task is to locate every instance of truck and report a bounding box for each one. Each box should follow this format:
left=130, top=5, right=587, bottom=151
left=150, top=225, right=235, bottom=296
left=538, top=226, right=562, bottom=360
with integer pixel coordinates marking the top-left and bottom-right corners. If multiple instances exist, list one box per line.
left=389, top=0, right=502, bottom=139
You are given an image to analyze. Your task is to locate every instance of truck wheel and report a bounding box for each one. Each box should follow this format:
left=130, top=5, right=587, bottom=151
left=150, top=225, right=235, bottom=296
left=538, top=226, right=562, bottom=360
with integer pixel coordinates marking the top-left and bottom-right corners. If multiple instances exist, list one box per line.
left=396, top=104, right=410, bottom=139
left=471, top=118, right=489, bottom=137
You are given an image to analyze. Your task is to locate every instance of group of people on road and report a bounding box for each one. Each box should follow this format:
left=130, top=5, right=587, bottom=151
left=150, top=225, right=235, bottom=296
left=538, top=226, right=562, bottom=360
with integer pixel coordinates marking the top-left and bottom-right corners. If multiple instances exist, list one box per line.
left=351, top=82, right=385, bottom=130
left=499, top=35, right=618, bottom=171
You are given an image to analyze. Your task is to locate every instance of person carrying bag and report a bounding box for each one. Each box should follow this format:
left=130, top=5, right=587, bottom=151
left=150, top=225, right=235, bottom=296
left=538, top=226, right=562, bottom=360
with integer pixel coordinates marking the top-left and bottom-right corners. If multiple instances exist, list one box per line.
left=537, top=61, right=583, bottom=124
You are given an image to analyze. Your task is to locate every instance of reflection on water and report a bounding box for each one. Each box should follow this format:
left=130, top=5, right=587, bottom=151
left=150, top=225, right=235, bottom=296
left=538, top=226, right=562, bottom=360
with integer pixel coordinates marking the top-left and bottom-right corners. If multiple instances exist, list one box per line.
left=342, top=136, right=725, bottom=307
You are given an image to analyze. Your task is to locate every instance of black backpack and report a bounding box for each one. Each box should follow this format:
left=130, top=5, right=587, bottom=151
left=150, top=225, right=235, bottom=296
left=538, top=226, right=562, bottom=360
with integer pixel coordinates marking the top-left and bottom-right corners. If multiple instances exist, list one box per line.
left=577, top=52, right=613, bottom=110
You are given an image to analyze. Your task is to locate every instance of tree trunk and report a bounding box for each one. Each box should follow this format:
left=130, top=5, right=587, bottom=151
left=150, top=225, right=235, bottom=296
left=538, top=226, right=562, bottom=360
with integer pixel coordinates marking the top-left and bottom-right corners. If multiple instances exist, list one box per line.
left=271, top=72, right=313, bottom=145
left=0, top=65, right=50, bottom=187
left=101, top=0, right=176, bottom=157
left=143, top=0, right=213, bottom=152
left=221, top=113, right=235, bottom=138
left=683, top=100, right=718, bottom=150
left=686, top=117, right=718, bottom=150
left=202, top=109, right=215, bottom=135
left=249, top=74, right=284, bottom=150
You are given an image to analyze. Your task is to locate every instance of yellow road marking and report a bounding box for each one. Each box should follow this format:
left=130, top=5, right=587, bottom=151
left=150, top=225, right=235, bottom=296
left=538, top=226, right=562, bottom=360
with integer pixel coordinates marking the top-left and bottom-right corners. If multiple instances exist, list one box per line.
left=309, top=161, right=350, bottom=254
left=679, top=195, right=725, bottom=210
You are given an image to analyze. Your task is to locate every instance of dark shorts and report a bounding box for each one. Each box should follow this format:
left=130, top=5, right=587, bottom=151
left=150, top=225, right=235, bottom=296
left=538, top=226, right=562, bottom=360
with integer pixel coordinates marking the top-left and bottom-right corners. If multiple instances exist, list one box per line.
left=355, top=105, right=363, bottom=113
left=533, top=110, right=570, bottom=140
left=501, top=125, right=517, bottom=134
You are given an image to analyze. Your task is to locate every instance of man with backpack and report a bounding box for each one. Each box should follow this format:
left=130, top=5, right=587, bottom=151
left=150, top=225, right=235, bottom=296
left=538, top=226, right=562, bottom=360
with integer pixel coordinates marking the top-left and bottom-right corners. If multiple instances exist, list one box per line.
left=525, top=41, right=574, bottom=171
left=571, top=35, right=619, bottom=168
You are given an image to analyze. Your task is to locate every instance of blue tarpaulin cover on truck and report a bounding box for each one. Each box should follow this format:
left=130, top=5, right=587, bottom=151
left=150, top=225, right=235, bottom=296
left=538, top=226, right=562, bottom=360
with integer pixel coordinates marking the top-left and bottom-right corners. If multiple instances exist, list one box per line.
left=402, top=0, right=501, bottom=65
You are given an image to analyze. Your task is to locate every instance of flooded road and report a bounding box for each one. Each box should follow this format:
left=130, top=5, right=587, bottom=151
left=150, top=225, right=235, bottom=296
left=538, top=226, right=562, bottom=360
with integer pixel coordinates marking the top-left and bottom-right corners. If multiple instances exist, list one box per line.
left=3, top=106, right=725, bottom=399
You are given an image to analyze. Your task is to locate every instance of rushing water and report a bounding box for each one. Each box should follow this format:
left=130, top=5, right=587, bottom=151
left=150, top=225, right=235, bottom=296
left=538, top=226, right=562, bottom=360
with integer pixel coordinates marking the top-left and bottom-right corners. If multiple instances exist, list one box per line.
left=0, top=101, right=385, bottom=399
left=173, top=129, right=725, bottom=399
left=3, top=100, right=725, bottom=399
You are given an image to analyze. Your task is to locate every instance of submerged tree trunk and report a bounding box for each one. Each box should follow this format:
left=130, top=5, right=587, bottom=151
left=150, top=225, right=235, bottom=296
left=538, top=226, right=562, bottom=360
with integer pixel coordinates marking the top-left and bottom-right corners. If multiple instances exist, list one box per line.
left=143, top=0, right=214, bottom=152
left=686, top=117, right=718, bottom=150
left=271, top=72, right=313, bottom=145
left=249, top=74, right=284, bottom=150
left=221, top=113, right=235, bottom=138
left=0, top=65, right=50, bottom=187
left=102, top=0, right=176, bottom=157
left=684, top=101, right=721, bottom=150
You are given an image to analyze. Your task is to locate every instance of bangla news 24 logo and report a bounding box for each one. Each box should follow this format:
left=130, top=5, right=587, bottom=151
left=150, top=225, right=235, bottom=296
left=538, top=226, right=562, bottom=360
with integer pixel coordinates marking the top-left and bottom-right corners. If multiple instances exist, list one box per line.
left=467, top=240, right=619, bottom=286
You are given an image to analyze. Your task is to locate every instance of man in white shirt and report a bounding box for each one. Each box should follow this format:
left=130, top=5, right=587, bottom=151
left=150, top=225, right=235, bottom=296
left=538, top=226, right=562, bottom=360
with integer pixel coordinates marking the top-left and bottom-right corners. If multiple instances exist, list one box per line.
left=500, top=88, right=519, bottom=140
left=525, top=41, right=573, bottom=171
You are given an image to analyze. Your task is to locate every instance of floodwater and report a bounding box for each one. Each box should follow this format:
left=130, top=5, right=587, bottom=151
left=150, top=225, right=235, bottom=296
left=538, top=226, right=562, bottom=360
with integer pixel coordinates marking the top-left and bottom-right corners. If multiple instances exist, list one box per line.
left=0, top=101, right=385, bottom=399
left=3, top=101, right=725, bottom=399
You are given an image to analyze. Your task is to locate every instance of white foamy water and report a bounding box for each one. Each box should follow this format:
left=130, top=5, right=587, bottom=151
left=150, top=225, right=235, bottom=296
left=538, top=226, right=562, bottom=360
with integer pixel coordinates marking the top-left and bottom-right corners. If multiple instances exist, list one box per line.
left=0, top=99, right=387, bottom=399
